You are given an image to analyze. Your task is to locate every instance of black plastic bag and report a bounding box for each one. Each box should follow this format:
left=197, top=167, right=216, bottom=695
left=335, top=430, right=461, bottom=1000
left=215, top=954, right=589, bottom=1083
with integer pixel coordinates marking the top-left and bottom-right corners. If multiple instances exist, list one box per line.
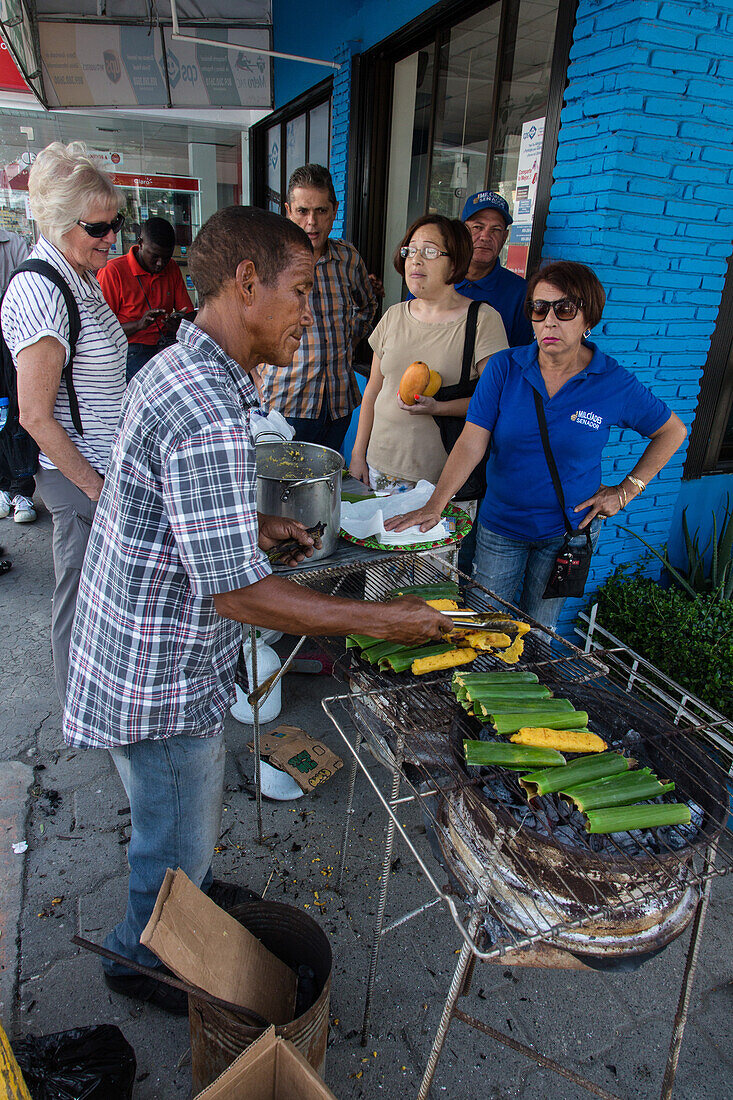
left=13, top=1025, right=136, bottom=1100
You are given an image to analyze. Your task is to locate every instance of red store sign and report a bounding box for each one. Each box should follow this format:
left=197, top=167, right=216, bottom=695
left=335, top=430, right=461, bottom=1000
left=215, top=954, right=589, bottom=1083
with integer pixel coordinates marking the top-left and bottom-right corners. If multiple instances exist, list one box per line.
left=6, top=169, right=199, bottom=192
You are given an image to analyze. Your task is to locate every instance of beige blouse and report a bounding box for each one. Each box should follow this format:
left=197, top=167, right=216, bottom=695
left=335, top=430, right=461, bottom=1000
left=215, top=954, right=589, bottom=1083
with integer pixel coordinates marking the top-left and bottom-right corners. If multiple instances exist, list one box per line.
left=366, top=300, right=508, bottom=485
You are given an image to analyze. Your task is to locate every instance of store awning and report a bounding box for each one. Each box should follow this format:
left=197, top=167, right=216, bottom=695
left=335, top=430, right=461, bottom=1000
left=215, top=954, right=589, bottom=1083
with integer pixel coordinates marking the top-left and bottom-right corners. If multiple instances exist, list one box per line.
left=0, top=1, right=295, bottom=111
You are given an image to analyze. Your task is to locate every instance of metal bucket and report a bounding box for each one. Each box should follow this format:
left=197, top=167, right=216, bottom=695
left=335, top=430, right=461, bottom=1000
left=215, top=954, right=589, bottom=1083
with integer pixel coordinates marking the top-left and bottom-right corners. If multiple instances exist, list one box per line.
left=189, top=898, right=332, bottom=1093
left=256, top=441, right=344, bottom=562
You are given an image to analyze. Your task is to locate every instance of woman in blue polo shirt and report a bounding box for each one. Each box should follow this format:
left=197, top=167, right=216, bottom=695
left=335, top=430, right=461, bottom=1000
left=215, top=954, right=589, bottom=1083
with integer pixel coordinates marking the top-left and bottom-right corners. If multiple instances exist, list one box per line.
left=385, top=261, right=687, bottom=629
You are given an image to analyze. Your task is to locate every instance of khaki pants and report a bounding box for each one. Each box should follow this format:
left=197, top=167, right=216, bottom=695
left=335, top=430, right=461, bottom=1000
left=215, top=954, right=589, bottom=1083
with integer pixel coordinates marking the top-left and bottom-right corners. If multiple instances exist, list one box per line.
left=35, top=467, right=97, bottom=707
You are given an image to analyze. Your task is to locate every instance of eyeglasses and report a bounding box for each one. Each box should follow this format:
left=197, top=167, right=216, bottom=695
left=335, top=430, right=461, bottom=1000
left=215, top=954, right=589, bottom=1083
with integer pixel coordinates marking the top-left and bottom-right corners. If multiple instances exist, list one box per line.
left=77, top=213, right=125, bottom=239
left=528, top=297, right=583, bottom=321
left=399, top=245, right=449, bottom=261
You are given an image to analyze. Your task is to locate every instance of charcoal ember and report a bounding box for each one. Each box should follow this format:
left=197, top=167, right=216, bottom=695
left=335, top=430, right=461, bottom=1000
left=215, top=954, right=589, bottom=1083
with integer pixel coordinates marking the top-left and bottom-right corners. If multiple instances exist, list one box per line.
left=552, top=825, right=579, bottom=846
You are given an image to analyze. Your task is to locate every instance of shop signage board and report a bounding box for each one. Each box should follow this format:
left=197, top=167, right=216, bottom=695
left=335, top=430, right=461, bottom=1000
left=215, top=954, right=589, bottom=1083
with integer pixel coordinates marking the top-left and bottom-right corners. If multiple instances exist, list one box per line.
left=0, top=1, right=43, bottom=98
left=38, top=21, right=272, bottom=109
left=507, top=116, right=545, bottom=278
left=7, top=168, right=200, bottom=194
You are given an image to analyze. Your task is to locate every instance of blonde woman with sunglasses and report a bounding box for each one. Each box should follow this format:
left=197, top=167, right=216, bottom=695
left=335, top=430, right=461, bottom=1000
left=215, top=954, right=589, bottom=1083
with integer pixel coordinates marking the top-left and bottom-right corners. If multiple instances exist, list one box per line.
left=386, top=260, right=686, bottom=629
left=1, top=142, right=127, bottom=702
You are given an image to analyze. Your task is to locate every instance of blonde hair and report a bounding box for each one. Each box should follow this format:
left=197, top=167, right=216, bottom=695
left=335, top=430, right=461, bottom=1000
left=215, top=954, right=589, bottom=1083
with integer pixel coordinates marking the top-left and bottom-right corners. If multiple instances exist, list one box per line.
left=28, top=141, right=120, bottom=249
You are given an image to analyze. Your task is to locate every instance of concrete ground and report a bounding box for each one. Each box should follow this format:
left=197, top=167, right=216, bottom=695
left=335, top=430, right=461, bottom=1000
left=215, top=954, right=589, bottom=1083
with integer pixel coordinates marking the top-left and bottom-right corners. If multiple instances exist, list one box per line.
left=1, top=500, right=731, bottom=1099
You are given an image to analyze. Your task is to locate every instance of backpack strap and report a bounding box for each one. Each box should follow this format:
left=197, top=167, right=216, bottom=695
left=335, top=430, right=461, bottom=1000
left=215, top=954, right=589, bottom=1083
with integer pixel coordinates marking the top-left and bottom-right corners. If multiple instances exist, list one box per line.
left=14, top=259, right=84, bottom=436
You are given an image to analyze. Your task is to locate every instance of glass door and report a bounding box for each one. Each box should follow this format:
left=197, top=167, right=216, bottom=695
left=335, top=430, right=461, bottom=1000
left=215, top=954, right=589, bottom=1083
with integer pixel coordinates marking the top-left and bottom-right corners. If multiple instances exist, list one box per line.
left=381, top=0, right=561, bottom=298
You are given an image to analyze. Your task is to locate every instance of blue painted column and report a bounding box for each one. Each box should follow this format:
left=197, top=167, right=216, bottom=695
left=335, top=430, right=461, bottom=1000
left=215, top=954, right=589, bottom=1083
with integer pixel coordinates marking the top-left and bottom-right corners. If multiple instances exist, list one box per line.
left=541, top=0, right=733, bottom=636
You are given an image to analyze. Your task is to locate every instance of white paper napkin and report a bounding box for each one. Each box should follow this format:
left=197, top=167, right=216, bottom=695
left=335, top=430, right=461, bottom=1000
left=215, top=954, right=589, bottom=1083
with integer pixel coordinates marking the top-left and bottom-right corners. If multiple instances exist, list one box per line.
left=340, top=480, right=447, bottom=546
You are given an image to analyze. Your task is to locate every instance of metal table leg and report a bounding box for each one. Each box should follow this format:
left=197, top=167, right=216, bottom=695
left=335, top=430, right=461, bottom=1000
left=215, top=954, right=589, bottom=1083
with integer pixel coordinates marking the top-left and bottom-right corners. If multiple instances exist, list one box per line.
left=337, top=722, right=363, bottom=894
left=361, top=747, right=402, bottom=1045
left=416, top=907, right=483, bottom=1100
left=660, top=842, right=718, bottom=1100
left=249, top=623, right=263, bottom=845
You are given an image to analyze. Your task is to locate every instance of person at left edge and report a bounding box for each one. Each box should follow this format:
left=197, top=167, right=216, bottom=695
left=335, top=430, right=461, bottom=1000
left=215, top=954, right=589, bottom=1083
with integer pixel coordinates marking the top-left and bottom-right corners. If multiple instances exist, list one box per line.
left=1, top=142, right=127, bottom=703
left=97, top=215, right=195, bottom=382
left=0, top=228, right=36, bottom=523
left=259, top=163, right=380, bottom=453
left=63, top=207, right=449, bottom=1014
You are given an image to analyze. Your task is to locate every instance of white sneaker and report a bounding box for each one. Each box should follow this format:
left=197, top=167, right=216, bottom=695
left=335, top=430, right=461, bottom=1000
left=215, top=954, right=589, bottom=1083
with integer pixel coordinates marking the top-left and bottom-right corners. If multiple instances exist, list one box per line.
left=0, top=490, right=11, bottom=518
left=12, top=494, right=36, bottom=523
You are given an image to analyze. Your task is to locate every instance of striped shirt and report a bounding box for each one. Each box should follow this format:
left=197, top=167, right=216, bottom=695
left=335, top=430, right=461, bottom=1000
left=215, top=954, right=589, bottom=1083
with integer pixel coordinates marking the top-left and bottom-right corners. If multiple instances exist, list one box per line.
left=1, top=237, right=127, bottom=474
left=259, top=238, right=378, bottom=419
left=63, top=321, right=271, bottom=750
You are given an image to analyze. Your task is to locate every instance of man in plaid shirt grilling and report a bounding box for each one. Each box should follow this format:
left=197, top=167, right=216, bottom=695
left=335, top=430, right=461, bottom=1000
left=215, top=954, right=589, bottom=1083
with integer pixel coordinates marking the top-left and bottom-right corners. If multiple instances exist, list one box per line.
left=259, top=163, right=380, bottom=452
left=62, top=206, right=447, bottom=1014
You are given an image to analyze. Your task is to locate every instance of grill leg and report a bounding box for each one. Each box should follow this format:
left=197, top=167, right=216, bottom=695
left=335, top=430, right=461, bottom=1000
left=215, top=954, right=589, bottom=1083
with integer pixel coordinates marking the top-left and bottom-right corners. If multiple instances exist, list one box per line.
left=337, top=724, right=363, bottom=894
left=250, top=624, right=263, bottom=846
left=660, top=844, right=718, bottom=1100
left=360, top=757, right=401, bottom=1046
left=416, top=908, right=483, bottom=1100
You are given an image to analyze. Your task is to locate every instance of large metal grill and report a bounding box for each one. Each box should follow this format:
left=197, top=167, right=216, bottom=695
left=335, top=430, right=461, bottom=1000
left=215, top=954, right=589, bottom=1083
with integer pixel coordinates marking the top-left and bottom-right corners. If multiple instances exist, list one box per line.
left=285, top=546, right=732, bottom=1099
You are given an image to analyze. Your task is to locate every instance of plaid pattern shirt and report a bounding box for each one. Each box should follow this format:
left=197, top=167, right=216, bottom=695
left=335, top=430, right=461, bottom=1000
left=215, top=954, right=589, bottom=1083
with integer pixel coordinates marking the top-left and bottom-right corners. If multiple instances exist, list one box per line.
left=259, top=238, right=379, bottom=419
left=63, top=321, right=271, bottom=750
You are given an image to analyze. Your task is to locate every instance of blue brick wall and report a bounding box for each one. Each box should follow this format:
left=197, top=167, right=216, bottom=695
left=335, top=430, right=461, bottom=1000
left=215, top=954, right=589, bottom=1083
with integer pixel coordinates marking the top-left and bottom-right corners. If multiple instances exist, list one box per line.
left=328, top=42, right=356, bottom=237
left=543, top=0, right=733, bottom=638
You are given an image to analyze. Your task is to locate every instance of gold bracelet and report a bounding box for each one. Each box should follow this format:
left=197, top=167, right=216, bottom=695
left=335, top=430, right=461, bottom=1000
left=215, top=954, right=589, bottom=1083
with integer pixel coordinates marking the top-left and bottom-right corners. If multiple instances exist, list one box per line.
left=626, top=475, right=646, bottom=494
left=617, top=485, right=627, bottom=509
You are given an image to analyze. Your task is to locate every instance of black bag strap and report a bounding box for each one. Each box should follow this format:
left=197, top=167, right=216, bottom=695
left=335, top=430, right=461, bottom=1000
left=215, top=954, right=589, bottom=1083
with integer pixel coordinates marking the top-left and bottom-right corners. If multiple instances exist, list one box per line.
left=434, top=299, right=481, bottom=402
left=14, top=259, right=84, bottom=436
left=532, top=387, right=588, bottom=541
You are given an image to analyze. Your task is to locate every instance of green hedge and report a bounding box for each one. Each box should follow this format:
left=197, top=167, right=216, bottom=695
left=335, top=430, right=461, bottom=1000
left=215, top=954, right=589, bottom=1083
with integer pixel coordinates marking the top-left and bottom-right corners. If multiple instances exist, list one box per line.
left=591, top=568, right=733, bottom=720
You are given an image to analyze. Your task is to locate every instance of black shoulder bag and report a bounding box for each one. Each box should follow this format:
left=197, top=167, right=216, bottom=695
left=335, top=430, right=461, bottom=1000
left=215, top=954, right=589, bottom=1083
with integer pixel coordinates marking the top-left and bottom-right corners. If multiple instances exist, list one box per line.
left=532, top=388, right=593, bottom=600
left=432, top=299, right=488, bottom=501
left=0, top=259, right=83, bottom=482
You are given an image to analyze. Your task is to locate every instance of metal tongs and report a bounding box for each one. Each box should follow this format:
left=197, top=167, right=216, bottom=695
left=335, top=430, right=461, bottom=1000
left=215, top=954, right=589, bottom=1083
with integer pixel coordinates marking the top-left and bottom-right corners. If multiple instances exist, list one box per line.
left=446, top=609, right=521, bottom=631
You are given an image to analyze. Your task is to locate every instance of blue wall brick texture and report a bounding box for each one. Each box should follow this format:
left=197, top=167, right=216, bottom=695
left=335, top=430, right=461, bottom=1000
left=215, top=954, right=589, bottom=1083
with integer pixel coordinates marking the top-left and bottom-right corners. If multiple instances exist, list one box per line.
left=543, top=0, right=733, bottom=639
left=328, top=42, right=357, bottom=238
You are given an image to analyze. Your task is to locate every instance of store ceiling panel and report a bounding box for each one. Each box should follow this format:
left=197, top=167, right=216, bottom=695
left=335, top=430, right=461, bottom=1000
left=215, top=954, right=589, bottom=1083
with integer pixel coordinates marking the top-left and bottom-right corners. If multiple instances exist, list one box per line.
left=1, top=1, right=273, bottom=109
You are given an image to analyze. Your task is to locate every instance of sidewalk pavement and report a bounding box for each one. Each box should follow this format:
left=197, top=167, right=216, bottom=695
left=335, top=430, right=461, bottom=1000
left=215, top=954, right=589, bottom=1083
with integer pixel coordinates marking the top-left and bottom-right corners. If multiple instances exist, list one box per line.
left=0, top=501, right=731, bottom=1099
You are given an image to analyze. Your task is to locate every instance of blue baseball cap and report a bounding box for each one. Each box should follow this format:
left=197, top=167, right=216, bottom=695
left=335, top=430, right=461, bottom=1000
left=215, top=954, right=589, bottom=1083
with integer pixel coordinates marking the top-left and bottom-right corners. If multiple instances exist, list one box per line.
left=460, top=190, right=513, bottom=226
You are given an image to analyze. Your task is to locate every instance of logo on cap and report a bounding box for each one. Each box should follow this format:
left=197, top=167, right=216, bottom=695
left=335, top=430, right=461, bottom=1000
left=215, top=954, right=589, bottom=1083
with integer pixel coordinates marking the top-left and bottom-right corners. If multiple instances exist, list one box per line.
left=461, top=190, right=513, bottom=225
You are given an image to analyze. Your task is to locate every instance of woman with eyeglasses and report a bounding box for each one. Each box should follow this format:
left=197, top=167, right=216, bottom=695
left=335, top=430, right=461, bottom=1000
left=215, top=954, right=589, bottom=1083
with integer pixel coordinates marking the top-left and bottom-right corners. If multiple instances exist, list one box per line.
left=349, top=214, right=507, bottom=492
left=1, top=142, right=127, bottom=702
left=386, top=260, right=686, bottom=629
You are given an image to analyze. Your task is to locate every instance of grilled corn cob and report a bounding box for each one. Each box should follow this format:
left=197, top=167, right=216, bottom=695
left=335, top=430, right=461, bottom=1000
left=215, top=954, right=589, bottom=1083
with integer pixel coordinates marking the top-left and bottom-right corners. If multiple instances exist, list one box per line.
left=510, top=727, right=607, bottom=753
left=381, top=644, right=452, bottom=673
left=453, top=671, right=539, bottom=687
left=475, top=698, right=573, bottom=718
left=520, top=752, right=634, bottom=798
left=584, top=803, right=691, bottom=834
left=463, top=740, right=566, bottom=769
left=387, top=582, right=459, bottom=599
left=562, top=771, right=674, bottom=811
left=412, top=648, right=477, bottom=675
left=490, top=710, right=590, bottom=737
left=426, top=598, right=460, bottom=611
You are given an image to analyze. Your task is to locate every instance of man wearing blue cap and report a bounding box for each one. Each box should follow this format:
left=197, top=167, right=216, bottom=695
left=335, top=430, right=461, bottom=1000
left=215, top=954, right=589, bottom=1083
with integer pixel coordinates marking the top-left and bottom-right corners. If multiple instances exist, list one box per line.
left=458, top=191, right=533, bottom=347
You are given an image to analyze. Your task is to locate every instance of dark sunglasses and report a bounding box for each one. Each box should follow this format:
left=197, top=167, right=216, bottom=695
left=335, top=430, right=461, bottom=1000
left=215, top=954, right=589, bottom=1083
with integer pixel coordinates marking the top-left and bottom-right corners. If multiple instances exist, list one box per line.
left=528, top=297, right=583, bottom=321
left=77, top=212, right=125, bottom=238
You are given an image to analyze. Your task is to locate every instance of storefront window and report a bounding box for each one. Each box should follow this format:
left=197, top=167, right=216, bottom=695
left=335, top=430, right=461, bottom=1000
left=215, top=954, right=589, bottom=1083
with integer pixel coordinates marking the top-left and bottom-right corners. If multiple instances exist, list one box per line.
left=308, top=100, right=331, bottom=168
left=251, top=80, right=333, bottom=214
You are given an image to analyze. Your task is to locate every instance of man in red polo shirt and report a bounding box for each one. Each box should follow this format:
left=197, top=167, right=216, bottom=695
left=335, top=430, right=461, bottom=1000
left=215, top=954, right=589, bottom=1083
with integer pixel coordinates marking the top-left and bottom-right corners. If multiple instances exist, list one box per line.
left=98, top=217, right=194, bottom=381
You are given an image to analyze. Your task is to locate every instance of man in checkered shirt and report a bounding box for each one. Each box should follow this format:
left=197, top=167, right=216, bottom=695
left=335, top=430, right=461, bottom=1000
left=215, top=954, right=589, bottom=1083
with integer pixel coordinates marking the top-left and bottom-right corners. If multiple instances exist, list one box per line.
left=63, top=206, right=447, bottom=1014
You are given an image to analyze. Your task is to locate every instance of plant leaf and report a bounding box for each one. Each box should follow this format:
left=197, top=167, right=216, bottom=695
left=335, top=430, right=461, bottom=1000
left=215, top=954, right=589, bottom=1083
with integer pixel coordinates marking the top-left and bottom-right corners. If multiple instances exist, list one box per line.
left=625, top=530, right=699, bottom=599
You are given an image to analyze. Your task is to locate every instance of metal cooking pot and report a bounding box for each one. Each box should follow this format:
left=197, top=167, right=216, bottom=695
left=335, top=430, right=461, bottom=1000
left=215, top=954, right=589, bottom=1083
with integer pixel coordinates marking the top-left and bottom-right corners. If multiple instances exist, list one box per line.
left=255, top=441, right=344, bottom=562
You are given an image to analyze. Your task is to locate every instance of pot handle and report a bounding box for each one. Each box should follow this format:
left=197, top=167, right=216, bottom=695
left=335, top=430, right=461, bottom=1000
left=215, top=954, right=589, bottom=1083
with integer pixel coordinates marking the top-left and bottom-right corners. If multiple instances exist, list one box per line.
left=255, top=430, right=289, bottom=443
left=280, top=478, right=313, bottom=500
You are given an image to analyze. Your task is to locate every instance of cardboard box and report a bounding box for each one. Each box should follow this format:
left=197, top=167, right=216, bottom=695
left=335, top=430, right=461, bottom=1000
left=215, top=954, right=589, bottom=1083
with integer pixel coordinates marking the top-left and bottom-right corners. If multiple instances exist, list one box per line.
left=140, top=870, right=297, bottom=1024
left=194, top=1027, right=338, bottom=1099
left=250, top=725, right=342, bottom=793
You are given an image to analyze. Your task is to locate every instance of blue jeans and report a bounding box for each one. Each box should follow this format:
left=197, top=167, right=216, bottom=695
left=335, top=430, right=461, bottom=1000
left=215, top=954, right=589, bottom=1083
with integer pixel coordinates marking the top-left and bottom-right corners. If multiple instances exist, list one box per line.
left=473, top=518, right=603, bottom=631
left=104, top=733, right=225, bottom=976
left=126, top=343, right=158, bottom=383
left=286, top=403, right=353, bottom=453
